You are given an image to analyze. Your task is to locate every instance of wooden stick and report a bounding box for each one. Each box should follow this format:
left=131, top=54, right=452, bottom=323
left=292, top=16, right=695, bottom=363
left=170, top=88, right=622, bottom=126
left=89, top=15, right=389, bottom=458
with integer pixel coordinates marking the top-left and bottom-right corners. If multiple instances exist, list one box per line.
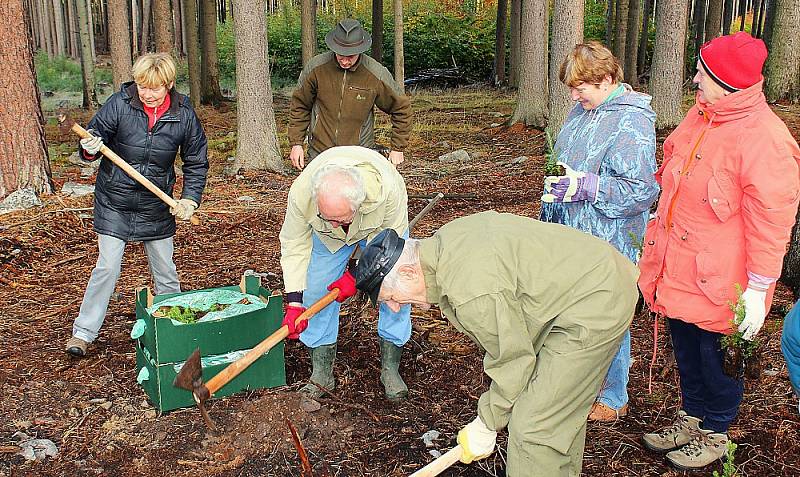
left=68, top=122, right=201, bottom=226
left=408, top=193, right=443, bottom=231
left=204, top=289, right=339, bottom=396
left=409, top=445, right=463, bottom=477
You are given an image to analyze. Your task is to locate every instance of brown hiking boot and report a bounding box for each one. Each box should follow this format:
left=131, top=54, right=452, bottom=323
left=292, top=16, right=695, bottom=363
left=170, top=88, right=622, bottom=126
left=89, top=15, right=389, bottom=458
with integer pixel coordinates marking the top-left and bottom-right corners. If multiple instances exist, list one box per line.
left=642, top=410, right=702, bottom=452
left=588, top=402, right=628, bottom=422
left=65, top=336, right=88, bottom=357
left=666, top=430, right=728, bottom=470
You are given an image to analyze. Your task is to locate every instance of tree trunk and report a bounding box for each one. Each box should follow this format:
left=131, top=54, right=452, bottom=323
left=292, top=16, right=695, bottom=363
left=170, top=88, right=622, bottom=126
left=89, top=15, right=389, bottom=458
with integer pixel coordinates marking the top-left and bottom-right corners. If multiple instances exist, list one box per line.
left=130, top=0, right=139, bottom=54
left=371, top=0, right=383, bottom=62
left=52, top=0, right=67, bottom=55
left=510, top=0, right=548, bottom=126
left=606, top=0, right=616, bottom=48
left=65, top=0, right=76, bottom=58
left=638, top=0, right=653, bottom=76
left=0, top=0, right=53, bottom=199
left=764, top=0, right=799, bottom=103
left=87, top=0, right=96, bottom=62
left=200, top=0, right=223, bottom=104
left=140, top=0, right=152, bottom=53
left=42, top=0, right=54, bottom=56
left=613, top=0, right=628, bottom=60
left=493, top=0, right=508, bottom=85
left=751, top=0, right=762, bottom=37
left=392, top=0, right=404, bottom=90
left=301, top=0, right=315, bottom=65
left=108, top=0, right=133, bottom=89
left=754, top=0, right=767, bottom=37
left=174, top=0, right=184, bottom=55
left=693, top=0, right=706, bottom=58
left=705, top=0, right=723, bottom=40
left=738, top=0, right=746, bottom=31
left=153, top=0, right=174, bottom=52
left=183, top=0, right=201, bottom=104
left=74, top=0, right=98, bottom=109
left=781, top=205, right=800, bottom=299
left=722, top=0, right=734, bottom=34
left=548, top=0, right=583, bottom=133
left=230, top=0, right=282, bottom=172
left=624, top=0, right=640, bottom=85
left=509, top=0, right=521, bottom=87
left=650, top=0, right=688, bottom=129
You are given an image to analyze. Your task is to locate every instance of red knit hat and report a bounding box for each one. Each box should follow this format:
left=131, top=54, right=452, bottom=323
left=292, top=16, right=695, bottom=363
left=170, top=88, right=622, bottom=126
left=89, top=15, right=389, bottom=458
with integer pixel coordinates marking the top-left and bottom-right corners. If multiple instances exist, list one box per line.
left=699, top=32, right=768, bottom=92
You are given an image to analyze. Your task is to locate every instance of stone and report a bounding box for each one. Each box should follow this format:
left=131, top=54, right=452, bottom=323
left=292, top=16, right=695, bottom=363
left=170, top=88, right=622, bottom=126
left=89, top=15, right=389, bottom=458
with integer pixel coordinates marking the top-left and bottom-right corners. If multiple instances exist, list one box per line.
left=0, top=188, right=42, bottom=211
left=237, top=195, right=255, bottom=203
left=513, top=156, right=528, bottom=164
left=421, top=430, right=440, bottom=447
left=300, top=396, right=321, bottom=413
left=18, top=438, right=58, bottom=461
left=61, top=182, right=95, bottom=197
left=438, top=149, right=471, bottom=163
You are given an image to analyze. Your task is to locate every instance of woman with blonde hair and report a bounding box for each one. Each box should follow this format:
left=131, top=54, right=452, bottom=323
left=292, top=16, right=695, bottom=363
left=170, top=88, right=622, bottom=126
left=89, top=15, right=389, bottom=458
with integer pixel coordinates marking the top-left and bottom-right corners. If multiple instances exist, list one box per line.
left=540, top=41, right=659, bottom=422
left=65, top=53, right=208, bottom=357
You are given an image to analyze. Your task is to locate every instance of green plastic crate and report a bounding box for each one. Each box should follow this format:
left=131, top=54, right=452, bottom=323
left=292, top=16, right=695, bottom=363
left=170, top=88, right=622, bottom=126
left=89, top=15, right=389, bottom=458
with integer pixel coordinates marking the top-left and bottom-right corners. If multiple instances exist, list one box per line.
left=134, top=273, right=286, bottom=412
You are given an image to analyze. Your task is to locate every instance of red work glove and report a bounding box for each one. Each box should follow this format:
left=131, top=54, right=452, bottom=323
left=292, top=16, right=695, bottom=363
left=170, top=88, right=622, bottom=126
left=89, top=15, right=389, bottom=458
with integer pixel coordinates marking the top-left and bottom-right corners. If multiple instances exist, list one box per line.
left=282, top=305, right=307, bottom=339
left=327, top=270, right=357, bottom=302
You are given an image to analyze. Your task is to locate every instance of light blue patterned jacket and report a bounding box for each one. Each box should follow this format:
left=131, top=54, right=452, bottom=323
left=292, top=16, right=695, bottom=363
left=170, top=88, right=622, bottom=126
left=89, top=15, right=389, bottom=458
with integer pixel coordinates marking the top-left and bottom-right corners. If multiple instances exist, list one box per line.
left=540, top=85, right=660, bottom=263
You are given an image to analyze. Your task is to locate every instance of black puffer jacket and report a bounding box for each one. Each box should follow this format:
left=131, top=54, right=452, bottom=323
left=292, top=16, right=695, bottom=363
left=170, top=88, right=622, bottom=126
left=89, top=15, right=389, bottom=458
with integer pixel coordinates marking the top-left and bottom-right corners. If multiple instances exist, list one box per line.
left=84, top=82, right=208, bottom=241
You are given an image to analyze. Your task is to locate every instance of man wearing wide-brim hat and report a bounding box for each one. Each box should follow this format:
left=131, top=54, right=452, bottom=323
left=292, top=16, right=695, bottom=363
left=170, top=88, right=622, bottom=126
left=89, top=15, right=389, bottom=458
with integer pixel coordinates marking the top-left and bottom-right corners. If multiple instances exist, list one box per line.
left=353, top=211, right=640, bottom=476
left=288, top=19, right=412, bottom=170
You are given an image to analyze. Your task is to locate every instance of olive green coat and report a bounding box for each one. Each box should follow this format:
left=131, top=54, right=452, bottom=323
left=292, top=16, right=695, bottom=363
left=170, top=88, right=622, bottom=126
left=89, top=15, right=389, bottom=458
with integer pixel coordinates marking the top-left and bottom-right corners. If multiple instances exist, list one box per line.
left=419, top=211, right=639, bottom=475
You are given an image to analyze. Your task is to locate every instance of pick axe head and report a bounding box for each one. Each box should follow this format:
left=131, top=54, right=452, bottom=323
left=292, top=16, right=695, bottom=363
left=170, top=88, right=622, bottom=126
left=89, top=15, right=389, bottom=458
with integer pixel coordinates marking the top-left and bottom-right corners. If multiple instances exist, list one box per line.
left=173, top=348, right=216, bottom=430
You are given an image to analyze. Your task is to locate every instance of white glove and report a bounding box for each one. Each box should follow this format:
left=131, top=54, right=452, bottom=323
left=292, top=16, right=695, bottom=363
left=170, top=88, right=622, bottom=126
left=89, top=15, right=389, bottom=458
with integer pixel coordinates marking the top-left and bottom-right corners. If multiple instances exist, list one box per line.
left=80, top=132, right=103, bottom=155
left=170, top=199, right=198, bottom=221
left=542, top=161, right=586, bottom=203
left=738, top=287, right=767, bottom=341
left=457, top=416, right=497, bottom=464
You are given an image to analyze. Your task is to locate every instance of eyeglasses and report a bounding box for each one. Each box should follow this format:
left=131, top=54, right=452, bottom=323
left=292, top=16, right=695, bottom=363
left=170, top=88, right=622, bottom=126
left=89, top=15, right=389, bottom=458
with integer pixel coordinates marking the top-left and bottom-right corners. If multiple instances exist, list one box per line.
left=317, top=211, right=354, bottom=227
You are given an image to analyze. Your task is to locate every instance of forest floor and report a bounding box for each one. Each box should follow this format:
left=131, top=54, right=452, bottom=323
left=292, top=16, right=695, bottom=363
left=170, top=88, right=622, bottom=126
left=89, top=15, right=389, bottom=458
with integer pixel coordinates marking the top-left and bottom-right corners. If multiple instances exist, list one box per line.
left=1, top=87, right=800, bottom=477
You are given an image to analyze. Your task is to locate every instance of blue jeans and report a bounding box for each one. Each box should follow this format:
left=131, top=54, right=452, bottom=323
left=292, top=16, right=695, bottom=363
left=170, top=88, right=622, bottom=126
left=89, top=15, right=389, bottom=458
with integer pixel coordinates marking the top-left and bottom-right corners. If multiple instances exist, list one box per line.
left=300, top=232, right=412, bottom=348
left=669, top=318, right=744, bottom=433
left=781, top=300, right=800, bottom=397
left=596, top=329, right=631, bottom=410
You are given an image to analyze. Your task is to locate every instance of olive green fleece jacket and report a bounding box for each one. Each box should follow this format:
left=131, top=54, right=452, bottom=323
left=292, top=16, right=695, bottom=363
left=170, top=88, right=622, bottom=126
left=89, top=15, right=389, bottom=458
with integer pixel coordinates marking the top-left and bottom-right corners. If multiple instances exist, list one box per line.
left=419, top=211, right=640, bottom=431
left=279, top=146, right=409, bottom=292
left=288, top=52, right=412, bottom=153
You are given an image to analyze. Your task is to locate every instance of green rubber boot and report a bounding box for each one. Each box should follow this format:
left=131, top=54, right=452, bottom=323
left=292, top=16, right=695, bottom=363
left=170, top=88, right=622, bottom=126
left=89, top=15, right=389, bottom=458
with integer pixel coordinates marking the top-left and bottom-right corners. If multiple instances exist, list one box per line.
left=379, top=338, right=408, bottom=402
left=300, top=343, right=336, bottom=398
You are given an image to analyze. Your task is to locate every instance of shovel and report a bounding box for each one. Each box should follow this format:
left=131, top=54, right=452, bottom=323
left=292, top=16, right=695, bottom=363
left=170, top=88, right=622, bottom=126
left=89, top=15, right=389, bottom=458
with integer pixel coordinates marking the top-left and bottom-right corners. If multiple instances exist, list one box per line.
left=409, top=445, right=463, bottom=476
left=59, top=116, right=200, bottom=225
left=173, top=288, right=340, bottom=429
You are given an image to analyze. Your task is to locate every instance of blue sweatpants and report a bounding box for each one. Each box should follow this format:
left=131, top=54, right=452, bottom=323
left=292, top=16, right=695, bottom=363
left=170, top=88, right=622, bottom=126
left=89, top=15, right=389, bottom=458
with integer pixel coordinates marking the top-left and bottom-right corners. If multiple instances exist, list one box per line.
left=669, top=318, right=744, bottom=433
left=299, top=232, right=412, bottom=348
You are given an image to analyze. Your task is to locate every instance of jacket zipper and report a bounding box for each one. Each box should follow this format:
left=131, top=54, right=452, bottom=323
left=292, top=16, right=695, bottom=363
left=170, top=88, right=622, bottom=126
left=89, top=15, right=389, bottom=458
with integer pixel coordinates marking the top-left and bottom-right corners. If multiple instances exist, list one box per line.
left=334, top=69, right=347, bottom=144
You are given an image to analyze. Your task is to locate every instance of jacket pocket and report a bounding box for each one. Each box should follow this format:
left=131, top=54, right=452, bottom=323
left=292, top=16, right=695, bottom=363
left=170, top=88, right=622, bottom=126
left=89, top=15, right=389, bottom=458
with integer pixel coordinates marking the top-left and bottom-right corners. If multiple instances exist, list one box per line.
left=707, top=171, right=740, bottom=223
left=695, top=250, right=730, bottom=306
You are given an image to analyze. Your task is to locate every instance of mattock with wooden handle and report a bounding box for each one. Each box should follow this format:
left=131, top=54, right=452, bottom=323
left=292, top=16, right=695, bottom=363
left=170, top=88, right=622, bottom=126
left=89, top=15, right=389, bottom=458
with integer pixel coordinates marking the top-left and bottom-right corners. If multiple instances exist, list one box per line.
left=58, top=116, right=201, bottom=226
left=409, top=445, right=463, bottom=476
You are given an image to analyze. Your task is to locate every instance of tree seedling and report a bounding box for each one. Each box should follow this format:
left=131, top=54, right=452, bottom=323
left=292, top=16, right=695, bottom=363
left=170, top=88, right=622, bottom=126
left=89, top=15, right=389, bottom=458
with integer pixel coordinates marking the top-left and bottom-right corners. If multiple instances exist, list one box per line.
left=155, top=303, right=227, bottom=324
left=712, top=441, right=740, bottom=477
left=543, top=130, right=565, bottom=177
left=720, top=284, right=761, bottom=379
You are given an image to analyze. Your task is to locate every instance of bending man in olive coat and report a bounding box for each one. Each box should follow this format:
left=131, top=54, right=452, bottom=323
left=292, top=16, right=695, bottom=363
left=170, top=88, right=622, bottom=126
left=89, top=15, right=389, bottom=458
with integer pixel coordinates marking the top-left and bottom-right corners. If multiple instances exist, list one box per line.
left=353, top=211, right=639, bottom=476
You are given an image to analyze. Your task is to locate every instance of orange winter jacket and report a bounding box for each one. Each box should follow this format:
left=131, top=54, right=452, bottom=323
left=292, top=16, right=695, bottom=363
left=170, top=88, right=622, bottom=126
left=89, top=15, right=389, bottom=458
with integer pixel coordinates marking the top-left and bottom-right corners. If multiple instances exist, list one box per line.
left=638, top=81, right=800, bottom=333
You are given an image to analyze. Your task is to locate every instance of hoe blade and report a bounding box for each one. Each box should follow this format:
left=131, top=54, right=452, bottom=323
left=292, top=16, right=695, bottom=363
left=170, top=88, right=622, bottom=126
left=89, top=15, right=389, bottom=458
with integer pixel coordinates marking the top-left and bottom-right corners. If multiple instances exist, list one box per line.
left=173, top=348, right=203, bottom=392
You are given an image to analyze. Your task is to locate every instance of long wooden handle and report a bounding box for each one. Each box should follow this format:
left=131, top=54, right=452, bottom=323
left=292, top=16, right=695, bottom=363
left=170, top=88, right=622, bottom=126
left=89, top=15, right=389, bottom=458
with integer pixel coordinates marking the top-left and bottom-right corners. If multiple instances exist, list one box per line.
left=409, top=445, right=463, bottom=477
left=204, top=288, right=340, bottom=395
left=70, top=123, right=201, bottom=226
left=408, top=192, right=444, bottom=231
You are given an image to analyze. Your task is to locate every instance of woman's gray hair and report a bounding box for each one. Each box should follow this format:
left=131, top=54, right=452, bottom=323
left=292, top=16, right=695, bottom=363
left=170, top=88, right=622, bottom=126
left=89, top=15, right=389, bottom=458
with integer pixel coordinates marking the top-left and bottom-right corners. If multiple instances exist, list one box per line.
left=381, top=237, right=422, bottom=293
left=310, top=163, right=367, bottom=211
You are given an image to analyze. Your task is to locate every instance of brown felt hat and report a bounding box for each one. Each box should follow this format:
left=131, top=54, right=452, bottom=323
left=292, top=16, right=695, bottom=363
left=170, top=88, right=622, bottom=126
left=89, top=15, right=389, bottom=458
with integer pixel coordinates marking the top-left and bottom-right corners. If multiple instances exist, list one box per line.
left=325, top=19, right=372, bottom=56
